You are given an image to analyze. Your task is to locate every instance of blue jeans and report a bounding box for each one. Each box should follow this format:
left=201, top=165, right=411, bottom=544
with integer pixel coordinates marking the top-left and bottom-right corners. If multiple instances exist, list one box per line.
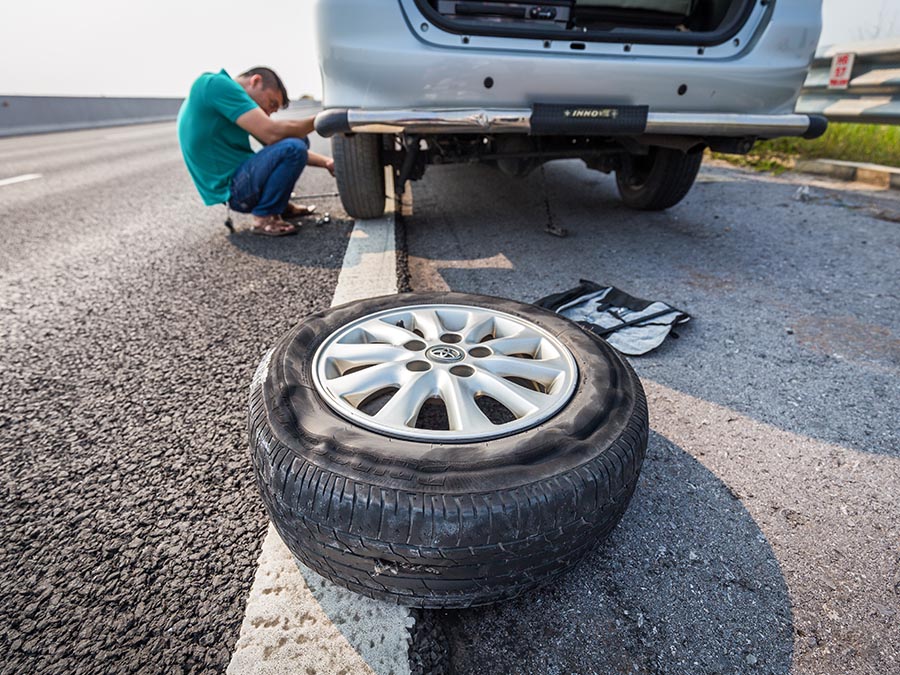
left=228, top=138, right=309, bottom=216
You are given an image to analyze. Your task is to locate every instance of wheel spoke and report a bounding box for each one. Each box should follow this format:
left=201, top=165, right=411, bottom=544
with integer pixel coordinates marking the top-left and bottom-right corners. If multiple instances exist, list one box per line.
left=439, top=372, right=495, bottom=434
left=470, top=370, right=548, bottom=418
left=476, top=354, right=568, bottom=388
left=373, top=370, right=439, bottom=428
left=484, top=335, right=543, bottom=357
left=462, top=315, right=496, bottom=344
left=412, top=309, right=444, bottom=341
left=326, top=342, right=410, bottom=370
left=363, top=321, right=423, bottom=346
left=328, top=361, right=406, bottom=406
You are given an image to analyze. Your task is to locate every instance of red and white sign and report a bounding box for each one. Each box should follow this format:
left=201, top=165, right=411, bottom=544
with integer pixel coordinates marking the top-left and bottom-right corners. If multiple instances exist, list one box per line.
left=828, top=52, right=855, bottom=90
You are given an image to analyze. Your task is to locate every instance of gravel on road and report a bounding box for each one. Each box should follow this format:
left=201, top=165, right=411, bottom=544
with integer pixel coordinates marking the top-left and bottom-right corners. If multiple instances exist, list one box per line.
left=403, top=158, right=900, bottom=675
left=0, top=123, right=351, bottom=675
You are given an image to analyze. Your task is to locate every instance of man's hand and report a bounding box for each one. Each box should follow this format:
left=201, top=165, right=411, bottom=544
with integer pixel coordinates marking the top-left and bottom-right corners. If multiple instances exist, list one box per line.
left=308, top=151, right=335, bottom=177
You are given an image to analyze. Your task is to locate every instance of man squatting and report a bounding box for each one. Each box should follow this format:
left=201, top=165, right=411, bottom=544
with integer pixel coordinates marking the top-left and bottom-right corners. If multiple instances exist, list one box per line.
left=177, top=67, right=333, bottom=236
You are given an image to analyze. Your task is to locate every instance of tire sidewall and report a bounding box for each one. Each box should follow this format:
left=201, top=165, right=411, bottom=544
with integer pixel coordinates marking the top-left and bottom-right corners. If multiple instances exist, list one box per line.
left=260, top=292, right=640, bottom=494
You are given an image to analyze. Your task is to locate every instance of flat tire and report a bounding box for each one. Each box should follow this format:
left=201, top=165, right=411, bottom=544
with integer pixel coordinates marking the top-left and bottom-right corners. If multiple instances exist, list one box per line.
left=250, top=292, right=649, bottom=608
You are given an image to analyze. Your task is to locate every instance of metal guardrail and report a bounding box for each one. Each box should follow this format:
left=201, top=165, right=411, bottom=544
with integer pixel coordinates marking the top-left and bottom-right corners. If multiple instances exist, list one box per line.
left=0, top=96, right=321, bottom=138
left=796, top=39, right=900, bottom=125
left=0, top=96, right=185, bottom=138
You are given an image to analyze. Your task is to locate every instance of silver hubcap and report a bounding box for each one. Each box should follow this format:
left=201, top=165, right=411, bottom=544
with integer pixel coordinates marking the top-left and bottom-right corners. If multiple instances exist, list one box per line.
left=311, top=304, right=578, bottom=442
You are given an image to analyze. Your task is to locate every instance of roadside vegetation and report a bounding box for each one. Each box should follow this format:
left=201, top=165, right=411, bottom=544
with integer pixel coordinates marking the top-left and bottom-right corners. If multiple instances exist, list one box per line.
left=711, top=122, right=900, bottom=173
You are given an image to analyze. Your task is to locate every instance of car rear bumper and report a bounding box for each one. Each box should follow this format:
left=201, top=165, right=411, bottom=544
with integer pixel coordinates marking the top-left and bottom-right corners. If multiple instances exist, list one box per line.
left=315, top=107, right=828, bottom=140
left=315, top=1, right=822, bottom=116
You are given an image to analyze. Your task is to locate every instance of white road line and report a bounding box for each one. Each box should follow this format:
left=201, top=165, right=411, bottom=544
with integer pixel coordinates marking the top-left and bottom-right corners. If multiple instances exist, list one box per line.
left=0, top=173, right=41, bottom=188
left=228, top=175, right=411, bottom=675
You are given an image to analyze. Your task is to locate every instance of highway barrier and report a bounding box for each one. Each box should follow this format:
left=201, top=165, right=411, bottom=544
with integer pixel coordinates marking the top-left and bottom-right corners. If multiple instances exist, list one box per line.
left=0, top=95, right=183, bottom=137
left=796, top=39, right=900, bottom=124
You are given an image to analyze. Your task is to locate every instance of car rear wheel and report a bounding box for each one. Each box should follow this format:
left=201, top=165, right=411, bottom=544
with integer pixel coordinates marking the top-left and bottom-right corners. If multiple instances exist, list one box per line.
left=250, top=292, right=649, bottom=608
left=616, top=146, right=703, bottom=211
left=332, top=133, right=386, bottom=219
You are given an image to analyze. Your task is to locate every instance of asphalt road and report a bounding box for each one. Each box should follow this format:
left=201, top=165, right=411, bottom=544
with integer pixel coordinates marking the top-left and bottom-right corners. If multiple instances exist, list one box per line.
left=1, top=117, right=898, bottom=675
left=404, top=159, right=900, bottom=674
left=0, top=112, right=352, bottom=674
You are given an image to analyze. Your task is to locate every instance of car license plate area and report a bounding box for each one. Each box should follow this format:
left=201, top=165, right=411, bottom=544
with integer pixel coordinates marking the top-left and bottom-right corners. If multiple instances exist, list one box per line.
left=531, top=103, right=649, bottom=135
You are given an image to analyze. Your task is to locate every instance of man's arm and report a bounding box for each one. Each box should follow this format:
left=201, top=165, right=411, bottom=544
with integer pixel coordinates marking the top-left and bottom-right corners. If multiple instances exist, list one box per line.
left=235, top=108, right=315, bottom=146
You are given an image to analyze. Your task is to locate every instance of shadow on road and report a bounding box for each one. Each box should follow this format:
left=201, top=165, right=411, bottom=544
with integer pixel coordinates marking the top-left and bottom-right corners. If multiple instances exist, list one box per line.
left=440, top=431, right=794, bottom=675
left=225, top=217, right=353, bottom=269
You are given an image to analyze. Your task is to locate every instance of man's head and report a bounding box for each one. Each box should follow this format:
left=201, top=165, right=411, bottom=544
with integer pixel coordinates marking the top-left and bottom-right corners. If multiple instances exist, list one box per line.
left=237, top=67, right=289, bottom=116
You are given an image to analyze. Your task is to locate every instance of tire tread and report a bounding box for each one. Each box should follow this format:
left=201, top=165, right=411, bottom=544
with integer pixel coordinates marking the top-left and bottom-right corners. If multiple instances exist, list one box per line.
left=616, top=147, right=703, bottom=211
left=249, top=299, right=649, bottom=608
left=332, top=134, right=387, bottom=219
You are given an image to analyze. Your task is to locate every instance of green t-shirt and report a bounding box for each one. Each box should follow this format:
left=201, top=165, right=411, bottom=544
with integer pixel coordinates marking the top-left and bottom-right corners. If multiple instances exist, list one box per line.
left=177, top=70, right=259, bottom=205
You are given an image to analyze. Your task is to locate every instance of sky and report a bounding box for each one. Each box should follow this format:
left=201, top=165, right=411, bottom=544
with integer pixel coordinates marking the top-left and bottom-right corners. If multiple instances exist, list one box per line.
left=1, top=0, right=898, bottom=98
left=0, top=1, right=321, bottom=98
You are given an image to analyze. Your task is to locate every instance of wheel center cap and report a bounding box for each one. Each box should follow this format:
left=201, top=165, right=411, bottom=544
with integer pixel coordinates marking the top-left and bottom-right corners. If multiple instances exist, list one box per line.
left=425, top=345, right=464, bottom=363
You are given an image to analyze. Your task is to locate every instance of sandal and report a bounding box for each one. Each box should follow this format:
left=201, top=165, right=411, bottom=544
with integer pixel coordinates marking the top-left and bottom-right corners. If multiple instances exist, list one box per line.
left=251, top=216, right=299, bottom=237
left=282, top=203, right=317, bottom=219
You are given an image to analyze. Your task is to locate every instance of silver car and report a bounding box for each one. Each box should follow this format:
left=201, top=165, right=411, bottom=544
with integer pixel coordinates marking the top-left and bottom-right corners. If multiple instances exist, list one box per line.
left=313, top=0, right=826, bottom=217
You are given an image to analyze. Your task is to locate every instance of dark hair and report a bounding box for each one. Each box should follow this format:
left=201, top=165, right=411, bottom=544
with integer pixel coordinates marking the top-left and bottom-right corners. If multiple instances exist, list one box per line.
left=239, top=66, right=289, bottom=109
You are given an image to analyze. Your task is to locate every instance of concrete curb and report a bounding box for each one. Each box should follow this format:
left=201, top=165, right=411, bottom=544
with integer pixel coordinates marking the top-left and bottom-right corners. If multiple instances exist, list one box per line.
left=226, top=525, right=413, bottom=675
left=795, top=159, right=900, bottom=190
left=228, top=175, right=411, bottom=675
